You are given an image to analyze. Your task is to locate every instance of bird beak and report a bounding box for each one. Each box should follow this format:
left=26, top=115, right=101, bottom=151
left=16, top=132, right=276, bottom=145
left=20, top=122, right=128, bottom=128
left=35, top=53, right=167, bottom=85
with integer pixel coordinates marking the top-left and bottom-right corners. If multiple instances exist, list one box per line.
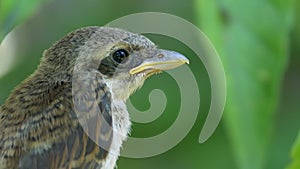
left=129, top=49, right=189, bottom=75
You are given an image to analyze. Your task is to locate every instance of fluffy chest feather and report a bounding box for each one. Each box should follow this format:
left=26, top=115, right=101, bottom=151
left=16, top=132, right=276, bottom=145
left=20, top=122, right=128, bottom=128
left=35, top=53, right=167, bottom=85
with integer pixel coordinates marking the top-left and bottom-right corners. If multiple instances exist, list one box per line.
left=101, top=100, right=131, bottom=169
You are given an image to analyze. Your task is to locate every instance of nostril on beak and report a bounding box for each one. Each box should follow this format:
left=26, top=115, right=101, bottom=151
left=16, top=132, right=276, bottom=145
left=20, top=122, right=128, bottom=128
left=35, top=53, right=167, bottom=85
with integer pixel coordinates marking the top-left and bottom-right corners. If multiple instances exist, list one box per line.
left=157, top=53, right=164, bottom=58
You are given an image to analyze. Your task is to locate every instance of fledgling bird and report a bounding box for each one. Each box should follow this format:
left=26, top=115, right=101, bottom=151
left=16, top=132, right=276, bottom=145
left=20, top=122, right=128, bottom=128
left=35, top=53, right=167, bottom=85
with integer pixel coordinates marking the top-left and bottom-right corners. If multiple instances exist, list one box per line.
left=0, top=26, right=189, bottom=169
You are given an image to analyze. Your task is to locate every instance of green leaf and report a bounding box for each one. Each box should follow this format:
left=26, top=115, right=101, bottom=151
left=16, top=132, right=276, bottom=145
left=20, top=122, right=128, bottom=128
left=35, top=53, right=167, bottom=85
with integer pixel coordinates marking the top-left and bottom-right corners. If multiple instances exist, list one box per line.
left=0, top=0, right=49, bottom=42
left=287, top=131, right=300, bottom=169
left=195, top=0, right=294, bottom=168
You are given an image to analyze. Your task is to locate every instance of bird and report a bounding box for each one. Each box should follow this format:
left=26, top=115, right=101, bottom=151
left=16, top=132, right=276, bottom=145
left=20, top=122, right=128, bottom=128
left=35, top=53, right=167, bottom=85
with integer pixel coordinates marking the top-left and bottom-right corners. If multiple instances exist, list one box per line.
left=0, top=26, right=189, bottom=169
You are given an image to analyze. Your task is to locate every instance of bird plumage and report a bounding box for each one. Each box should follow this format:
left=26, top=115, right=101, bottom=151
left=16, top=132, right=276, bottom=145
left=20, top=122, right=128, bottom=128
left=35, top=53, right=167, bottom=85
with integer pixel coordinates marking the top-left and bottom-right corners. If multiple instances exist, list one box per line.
left=0, top=26, right=188, bottom=169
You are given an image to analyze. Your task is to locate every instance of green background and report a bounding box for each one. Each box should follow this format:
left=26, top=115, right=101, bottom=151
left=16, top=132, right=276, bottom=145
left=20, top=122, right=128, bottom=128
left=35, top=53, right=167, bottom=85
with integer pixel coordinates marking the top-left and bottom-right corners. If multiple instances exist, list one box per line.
left=0, top=0, right=299, bottom=169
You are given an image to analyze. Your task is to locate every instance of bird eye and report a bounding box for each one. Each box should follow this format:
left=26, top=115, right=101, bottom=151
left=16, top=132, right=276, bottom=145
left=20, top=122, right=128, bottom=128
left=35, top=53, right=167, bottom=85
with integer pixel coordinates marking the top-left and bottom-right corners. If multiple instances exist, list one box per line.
left=112, top=49, right=129, bottom=64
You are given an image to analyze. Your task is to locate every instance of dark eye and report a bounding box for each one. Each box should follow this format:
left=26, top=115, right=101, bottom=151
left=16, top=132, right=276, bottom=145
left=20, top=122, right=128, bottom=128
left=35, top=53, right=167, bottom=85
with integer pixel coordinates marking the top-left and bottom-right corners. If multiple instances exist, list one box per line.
left=112, top=49, right=129, bottom=64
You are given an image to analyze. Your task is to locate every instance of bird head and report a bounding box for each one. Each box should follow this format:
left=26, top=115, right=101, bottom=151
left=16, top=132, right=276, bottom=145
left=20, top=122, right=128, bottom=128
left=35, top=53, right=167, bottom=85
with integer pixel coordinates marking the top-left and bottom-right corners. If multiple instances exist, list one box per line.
left=39, top=26, right=189, bottom=100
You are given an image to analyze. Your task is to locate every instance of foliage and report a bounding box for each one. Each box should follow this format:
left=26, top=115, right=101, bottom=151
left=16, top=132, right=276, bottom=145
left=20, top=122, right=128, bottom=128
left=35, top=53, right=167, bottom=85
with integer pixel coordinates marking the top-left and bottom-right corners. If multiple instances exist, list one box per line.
left=196, top=0, right=294, bottom=168
left=0, top=0, right=49, bottom=41
left=287, top=131, right=300, bottom=169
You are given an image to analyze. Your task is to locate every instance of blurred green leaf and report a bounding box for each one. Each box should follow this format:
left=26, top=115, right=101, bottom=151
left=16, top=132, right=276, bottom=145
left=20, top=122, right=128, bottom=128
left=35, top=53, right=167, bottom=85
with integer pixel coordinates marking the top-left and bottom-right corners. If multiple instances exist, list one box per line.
left=287, top=131, right=300, bottom=169
left=0, top=0, right=49, bottom=42
left=196, top=0, right=294, bottom=168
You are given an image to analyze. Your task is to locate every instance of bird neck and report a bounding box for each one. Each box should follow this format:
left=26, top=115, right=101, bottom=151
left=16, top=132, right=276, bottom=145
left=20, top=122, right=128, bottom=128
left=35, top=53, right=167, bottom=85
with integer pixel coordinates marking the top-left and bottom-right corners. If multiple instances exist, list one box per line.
left=103, top=74, right=146, bottom=101
left=104, top=79, right=131, bottom=101
left=1, top=72, right=70, bottom=114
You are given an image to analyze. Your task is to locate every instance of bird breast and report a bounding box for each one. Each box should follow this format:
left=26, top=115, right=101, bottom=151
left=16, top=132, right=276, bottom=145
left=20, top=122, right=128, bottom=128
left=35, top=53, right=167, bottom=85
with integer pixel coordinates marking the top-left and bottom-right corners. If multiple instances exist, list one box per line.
left=101, top=99, right=131, bottom=169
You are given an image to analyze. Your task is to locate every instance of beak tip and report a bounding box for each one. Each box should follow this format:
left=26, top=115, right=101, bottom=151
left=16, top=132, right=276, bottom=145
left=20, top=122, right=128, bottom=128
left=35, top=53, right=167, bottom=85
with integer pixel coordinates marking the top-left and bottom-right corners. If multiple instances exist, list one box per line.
left=172, top=51, right=189, bottom=65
